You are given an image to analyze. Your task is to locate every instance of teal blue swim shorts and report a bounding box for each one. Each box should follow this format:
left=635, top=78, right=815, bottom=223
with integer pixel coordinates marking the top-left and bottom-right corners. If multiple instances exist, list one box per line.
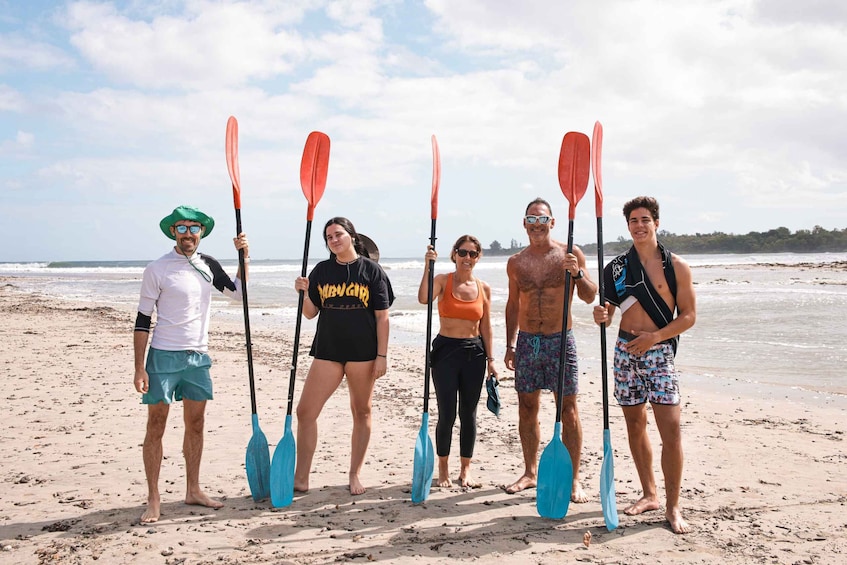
left=142, top=348, right=214, bottom=404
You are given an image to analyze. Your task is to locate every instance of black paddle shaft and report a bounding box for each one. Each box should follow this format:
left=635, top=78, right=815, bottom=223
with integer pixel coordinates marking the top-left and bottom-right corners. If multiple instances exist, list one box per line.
left=555, top=219, right=576, bottom=424
left=422, top=218, right=437, bottom=413
left=235, top=209, right=258, bottom=415
left=288, top=220, right=313, bottom=415
left=596, top=216, right=610, bottom=429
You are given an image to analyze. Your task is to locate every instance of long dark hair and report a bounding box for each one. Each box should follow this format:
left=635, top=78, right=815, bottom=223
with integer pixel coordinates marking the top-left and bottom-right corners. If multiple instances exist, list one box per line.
left=323, top=217, right=371, bottom=259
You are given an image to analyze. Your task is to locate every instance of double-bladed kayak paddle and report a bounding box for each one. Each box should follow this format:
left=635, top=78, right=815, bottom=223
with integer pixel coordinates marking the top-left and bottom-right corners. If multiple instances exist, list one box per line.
left=536, top=130, right=590, bottom=520
left=593, top=120, right=619, bottom=531
left=270, top=131, right=330, bottom=508
left=226, top=115, right=270, bottom=502
left=411, top=135, right=440, bottom=504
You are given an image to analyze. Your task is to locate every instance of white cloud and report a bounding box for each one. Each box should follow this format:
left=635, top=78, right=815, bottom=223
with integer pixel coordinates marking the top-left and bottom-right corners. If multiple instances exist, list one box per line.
left=1, top=0, right=846, bottom=261
left=16, top=130, right=34, bottom=147
left=753, top=0, right=847, bottom=25
left=62, top=1, right=308, bottom=90
left=0, top=34, right=75, bottom=72
left=0, top=84, right=25, bottom=111
left=0, top=129, right=34, bottom=155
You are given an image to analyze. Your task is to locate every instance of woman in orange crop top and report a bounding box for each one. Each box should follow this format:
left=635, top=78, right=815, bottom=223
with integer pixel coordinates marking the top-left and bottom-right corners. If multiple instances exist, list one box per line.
left=417, top=234, right=498, bottom=488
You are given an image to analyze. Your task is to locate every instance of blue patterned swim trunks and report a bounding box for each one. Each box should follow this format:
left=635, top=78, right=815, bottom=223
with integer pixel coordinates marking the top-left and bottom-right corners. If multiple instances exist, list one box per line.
left=514, top=330, right=578, bottom=394
left=613, top=330, right=679, bottom=406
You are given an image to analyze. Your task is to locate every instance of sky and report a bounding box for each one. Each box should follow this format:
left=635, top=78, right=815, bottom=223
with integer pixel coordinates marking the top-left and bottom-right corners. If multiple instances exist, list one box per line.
left=2, top=0, right=846, bottom=262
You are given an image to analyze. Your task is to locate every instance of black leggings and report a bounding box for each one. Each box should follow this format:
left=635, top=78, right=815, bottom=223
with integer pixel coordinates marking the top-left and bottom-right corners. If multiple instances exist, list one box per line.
left=430, top=335, right=486, bottom=458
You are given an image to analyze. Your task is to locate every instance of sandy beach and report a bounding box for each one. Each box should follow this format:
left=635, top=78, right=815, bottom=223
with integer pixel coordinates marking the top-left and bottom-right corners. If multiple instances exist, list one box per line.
left=1, top=279, right=845, bottom=565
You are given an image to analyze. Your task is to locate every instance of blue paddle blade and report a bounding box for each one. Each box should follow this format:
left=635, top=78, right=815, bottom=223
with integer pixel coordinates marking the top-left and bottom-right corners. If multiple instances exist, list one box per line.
left=536, top=422, right=573, bottom=519
left=270, top=415, right=296, bottom=508
left=411, top=412, right=434, bottom=503
left=600, top=428, right=619, bottom=530
left=245, top=413, right=271, bottom=501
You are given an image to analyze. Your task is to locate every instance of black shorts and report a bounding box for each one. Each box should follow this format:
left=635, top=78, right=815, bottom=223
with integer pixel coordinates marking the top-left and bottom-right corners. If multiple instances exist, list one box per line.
left=310, top=333, right=377, bottom=363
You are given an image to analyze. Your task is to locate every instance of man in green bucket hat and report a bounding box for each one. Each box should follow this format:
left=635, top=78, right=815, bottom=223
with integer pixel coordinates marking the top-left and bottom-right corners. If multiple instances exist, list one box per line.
left=133, top=205, right=250, bottom=523
left=158, top=205, right=216, bottom=240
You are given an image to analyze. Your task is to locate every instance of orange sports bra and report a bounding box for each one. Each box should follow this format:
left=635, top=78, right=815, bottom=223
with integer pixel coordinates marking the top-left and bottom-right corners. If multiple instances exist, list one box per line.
left=438, top=273, right=484, bottom=321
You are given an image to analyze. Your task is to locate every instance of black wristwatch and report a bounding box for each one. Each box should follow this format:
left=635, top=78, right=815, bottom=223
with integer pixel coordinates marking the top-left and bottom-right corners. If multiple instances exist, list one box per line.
left=573, top=269, right=584, bottom=280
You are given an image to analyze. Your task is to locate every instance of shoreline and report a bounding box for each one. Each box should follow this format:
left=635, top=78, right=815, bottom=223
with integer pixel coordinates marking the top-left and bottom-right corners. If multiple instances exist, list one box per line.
left=2, top=282, right=846, bottom=564
left=0, top=254, right=847, bottom=400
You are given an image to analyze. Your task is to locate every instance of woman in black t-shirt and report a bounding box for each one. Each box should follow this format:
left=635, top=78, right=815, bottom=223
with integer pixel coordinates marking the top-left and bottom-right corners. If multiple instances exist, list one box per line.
left=293, top=217, right=394, bottom=495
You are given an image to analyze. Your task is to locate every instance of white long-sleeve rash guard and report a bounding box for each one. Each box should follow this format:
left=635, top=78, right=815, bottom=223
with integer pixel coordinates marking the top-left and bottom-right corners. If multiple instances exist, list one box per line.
left=135, top=249, right=244, bottom=353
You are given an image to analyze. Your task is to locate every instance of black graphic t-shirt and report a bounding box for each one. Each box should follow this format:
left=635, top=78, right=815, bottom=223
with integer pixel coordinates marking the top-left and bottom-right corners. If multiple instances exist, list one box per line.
left=307, top=257, right=394, bottom=361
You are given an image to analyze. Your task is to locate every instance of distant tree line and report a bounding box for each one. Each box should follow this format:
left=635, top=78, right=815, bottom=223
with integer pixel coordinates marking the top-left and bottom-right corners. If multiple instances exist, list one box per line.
left=485, top=226, right=847, bottom=256
left=485, top=238, right=526, bottom=256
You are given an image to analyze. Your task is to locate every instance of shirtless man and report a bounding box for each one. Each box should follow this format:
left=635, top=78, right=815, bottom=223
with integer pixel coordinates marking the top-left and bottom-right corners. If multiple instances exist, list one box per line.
left=593, top=196, right=696, bottom=534
left=503, top=197, right=597, bottom=501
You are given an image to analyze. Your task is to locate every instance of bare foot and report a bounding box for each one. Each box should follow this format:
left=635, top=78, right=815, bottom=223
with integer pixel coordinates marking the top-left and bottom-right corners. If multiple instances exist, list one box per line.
left=458, top=475, right=481, bottom=489
left=623, top=496, right=660, bottom=516
left=349, top=473, right=366, bottom=495
left=571, top=481, right=589, bottom=503
left=666, top=507, right=691, bottom=534
left=140, top=497, right=161, bottom=524
left=457, top=457, right=479, bottom=489
left=185, top=492, right=224, bottom=510
left=294, top=480, right=309, bottom=493
left=437, top=457, right=451, bottom=488
left=503, top=475, right=536, bottom=494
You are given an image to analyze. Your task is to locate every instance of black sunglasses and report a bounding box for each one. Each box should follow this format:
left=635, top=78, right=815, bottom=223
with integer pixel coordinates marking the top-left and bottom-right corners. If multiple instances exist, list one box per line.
left=175, top=225, right=202, bottom=235
left=455, top=248, right=480, bottom=258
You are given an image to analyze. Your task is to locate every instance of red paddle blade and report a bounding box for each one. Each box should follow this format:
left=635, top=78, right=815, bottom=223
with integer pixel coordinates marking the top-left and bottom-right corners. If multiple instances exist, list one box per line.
left=592, top=121, right=604, bottom=218
left=226, top=116, right=241, bottom=209
left=431, top=135, right=440, bottom=220
left=558, top=131, right=591, bottom=220
left=300, top=131, right=330, bottom=221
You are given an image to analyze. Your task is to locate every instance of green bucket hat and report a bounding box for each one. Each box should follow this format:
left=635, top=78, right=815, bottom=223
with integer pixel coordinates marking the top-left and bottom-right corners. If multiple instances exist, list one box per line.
left=159, top=205, right=215, bottom=240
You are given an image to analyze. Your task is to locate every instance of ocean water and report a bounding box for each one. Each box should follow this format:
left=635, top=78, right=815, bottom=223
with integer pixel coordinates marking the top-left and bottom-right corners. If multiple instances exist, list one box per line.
left=3, top=251, right=846, bottom=400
